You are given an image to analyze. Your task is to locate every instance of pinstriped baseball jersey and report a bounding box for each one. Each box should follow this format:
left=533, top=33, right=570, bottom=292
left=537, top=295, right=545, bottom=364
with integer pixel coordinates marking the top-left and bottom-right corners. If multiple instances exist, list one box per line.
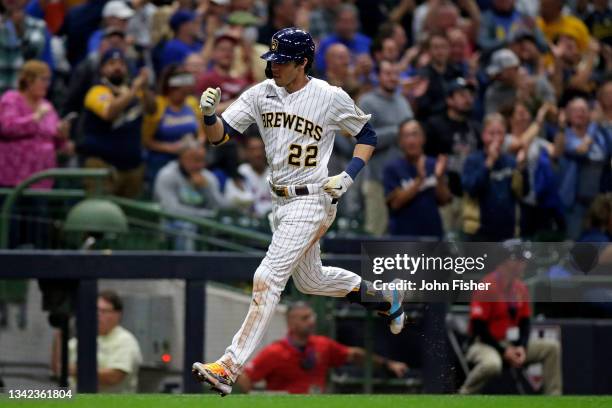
left=212, top=77, right=369, bottom=383
left=221, top=78, right=370, bottom=186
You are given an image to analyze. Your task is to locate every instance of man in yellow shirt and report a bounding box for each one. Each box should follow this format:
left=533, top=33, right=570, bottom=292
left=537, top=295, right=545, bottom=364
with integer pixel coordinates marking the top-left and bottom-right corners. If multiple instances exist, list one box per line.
left=80, top=48, right=156, bottom=198
left=54, top=290, right=143, bottom=393
left=538, top=0, right=591, bottom=52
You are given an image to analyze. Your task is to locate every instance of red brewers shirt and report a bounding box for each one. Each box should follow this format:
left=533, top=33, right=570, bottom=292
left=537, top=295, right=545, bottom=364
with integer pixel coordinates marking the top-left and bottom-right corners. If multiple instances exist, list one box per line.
left=470, top=271, right=531, bottom=341
left=243, top=335, right=350, bottom=394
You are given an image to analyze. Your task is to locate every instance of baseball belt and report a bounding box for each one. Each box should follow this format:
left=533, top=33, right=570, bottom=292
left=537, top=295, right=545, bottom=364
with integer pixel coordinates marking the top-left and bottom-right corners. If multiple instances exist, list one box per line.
left=269, top=182, right=325, bottom=197
left=271, top=185, right=310, bottom=198
left=269, top=182, right=337, bottom=203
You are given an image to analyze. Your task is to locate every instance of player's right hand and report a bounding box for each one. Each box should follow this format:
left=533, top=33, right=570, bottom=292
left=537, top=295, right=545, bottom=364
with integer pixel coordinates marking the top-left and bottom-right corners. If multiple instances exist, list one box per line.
left=200, top=87, right=221, bottom=116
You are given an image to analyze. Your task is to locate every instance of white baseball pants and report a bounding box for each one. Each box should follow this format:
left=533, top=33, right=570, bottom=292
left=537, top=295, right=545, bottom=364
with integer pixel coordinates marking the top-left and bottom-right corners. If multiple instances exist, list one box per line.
left=218, top=193, right=361, bottom=380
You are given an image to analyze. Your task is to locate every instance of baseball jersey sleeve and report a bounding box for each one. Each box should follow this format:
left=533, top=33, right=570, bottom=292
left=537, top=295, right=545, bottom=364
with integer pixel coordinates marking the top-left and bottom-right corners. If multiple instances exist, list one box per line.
left=324, top=337, right=350, bottom=368
left=84, top=85, right=114, bottom=119
left=328, top=88, right=371, bottom=136
left=221, top=86, right=258, bottom=134
left=243, top=343, right=280, bottom=382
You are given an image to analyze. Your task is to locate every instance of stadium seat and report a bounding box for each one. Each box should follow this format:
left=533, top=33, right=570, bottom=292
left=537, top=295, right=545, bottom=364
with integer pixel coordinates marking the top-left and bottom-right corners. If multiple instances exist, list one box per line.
left=446, top=312, right=536, bottom=395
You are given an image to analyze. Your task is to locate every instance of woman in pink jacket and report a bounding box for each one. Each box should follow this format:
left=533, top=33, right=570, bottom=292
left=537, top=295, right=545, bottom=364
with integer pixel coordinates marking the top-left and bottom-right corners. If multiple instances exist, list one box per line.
left=0, top=60, right=71, bottom=189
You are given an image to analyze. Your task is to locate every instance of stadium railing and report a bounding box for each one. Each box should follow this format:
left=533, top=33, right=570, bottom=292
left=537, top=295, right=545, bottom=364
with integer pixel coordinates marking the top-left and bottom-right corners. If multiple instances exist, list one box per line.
left=0, top=168, right=272, bottom=253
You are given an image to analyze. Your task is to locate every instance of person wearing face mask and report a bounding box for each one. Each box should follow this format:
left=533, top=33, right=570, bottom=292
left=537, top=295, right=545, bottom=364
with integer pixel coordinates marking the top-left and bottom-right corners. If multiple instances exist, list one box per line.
left=80, top=48, right=156, bottom=198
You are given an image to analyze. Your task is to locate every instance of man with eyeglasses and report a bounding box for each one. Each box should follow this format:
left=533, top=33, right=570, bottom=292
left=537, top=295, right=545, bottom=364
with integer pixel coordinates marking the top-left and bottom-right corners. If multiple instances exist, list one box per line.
left=52, top=290, right=142, bottom=393
left=235, top=301, right=408, bottom=394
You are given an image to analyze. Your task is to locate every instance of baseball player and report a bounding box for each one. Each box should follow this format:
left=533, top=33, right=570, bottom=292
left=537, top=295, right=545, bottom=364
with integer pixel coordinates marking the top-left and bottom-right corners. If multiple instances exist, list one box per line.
left=192, top=27, right=407, bottom=396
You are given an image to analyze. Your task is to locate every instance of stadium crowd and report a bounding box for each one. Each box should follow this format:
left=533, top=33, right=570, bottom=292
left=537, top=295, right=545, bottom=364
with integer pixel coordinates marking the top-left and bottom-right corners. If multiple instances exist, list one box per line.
left=0, top=0, right=611, bottom=242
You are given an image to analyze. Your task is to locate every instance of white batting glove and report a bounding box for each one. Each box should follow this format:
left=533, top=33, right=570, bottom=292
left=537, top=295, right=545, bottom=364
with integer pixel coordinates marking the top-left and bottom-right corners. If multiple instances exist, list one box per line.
left=200, top=87, right=221, bottom=116
left=323, top=171, right=353, bottom=199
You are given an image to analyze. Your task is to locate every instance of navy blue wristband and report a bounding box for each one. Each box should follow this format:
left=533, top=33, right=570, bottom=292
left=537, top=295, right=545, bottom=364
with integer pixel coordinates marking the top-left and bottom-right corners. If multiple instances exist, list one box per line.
left=204, top=114, right=217, bottom=126
left=345, top=157, right=365, bottom=180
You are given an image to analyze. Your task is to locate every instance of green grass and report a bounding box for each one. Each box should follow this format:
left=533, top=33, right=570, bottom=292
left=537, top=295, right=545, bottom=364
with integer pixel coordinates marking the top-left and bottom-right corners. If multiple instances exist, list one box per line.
left=3, top=394, right=612, bottom=408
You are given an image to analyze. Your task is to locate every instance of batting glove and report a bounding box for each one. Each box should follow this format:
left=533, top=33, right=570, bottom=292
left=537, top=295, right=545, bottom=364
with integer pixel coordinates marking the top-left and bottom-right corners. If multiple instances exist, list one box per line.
left=323, top=171, right=353, bottom=199
left=200, top=87, right=221, bottom=116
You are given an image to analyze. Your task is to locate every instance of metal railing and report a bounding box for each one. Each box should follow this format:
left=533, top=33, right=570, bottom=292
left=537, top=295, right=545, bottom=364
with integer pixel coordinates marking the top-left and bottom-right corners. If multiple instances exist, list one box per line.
left=0, top=250, right=366, bottom=393
left=0, top=169, right=111, bottom=249
left=0, top=169, right=272, bottom=252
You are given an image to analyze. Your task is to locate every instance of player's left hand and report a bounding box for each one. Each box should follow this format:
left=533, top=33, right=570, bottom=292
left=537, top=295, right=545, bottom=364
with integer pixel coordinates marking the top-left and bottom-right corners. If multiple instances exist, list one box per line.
left=323, top=171, right=353, bottom=199
left=200, top=87, right=221, bottom=116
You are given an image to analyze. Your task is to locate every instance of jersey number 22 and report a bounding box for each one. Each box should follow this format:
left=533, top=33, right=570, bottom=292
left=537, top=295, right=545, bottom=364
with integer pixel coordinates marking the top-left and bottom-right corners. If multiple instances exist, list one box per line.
left=288, top=144, right=318, bottom=167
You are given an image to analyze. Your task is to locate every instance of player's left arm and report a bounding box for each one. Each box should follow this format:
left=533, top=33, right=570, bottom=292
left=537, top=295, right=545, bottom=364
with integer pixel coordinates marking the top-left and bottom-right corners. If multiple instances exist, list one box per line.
left=324, top=88, right=377, bottom=198
left=323, top=123, right=377, bottom=199
left=352, top=137, right=375, bottom=164
left=200, top=87, right=252, bottom=146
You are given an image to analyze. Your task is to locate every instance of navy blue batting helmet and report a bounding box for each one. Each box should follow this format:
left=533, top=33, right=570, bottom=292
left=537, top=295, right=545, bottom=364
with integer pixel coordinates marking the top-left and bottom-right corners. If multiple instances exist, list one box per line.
left=260, top=27, right=315, bottom=64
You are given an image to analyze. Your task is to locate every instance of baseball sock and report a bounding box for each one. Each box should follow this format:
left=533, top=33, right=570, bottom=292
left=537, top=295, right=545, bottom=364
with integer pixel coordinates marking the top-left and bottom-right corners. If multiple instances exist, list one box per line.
left=345, top=280, right=390, bottom=312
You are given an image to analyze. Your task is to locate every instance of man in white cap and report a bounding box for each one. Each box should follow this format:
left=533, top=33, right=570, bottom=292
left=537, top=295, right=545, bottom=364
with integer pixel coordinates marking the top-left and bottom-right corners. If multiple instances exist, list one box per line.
left=87, top=1, right=134, bottom=56
left=484, top=48, right=521, bottom=115
left=484, top=48, right=555, bottom=114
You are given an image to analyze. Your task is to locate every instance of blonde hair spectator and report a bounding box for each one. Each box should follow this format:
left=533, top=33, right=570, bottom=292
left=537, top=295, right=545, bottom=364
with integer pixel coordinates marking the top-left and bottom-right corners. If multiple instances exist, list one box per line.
left=17, top=60, right=51, bottom=92
left=483, top=112, right=507, bottom=131
left=0, top=60, right=72, bottom=190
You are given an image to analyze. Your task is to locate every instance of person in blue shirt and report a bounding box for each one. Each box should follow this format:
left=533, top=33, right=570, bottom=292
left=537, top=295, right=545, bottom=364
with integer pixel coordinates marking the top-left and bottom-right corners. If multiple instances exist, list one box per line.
left=478, top=0, right=547, bottom=56
left=157, top=10, right=203, bottom=74
left=143, top=64, right=203, bottom=185
left=559, top=97, right=612, bottom=239
left=383, top=119, right=452, bottom=239
left=462, top=113, right=526, bottom=241
left=61, top=0, right=106, bottom=67
left=315, top=4, right=371, bottom=75
left=86, top=0, right=133, bottom=57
